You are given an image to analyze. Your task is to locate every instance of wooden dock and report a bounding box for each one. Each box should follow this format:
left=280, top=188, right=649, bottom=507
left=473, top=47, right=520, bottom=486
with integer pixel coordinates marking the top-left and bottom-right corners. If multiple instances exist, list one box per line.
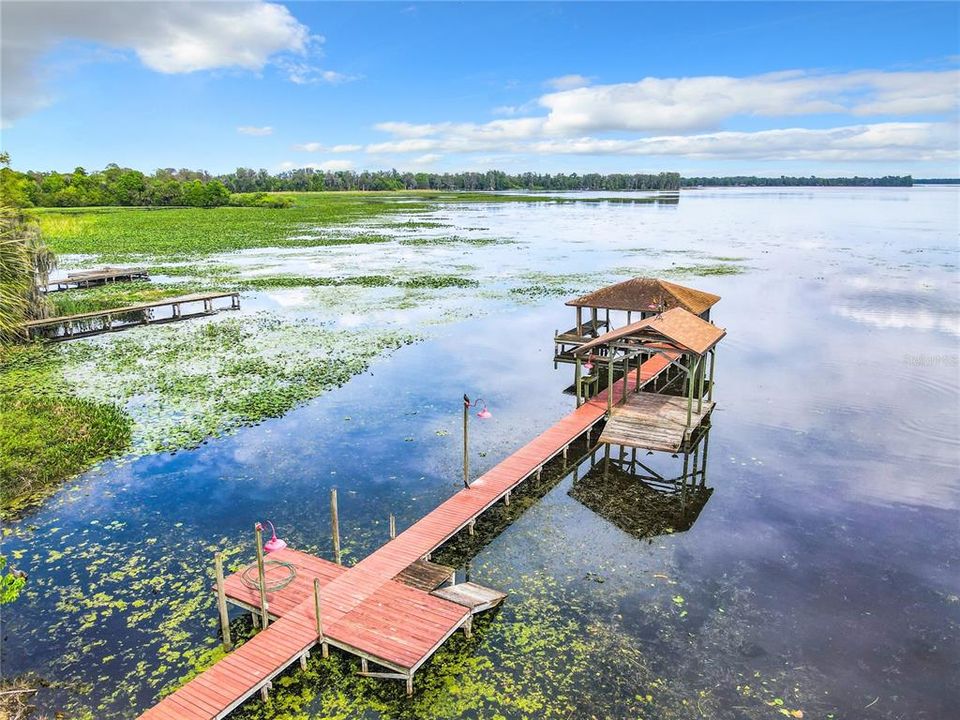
left=138, top=352, right=675, bottom=720
left=599, top=391, right=716, bottom=452
left=24, top=291, right=240, bottom=341
left=44, top=266, right=149, bottom=292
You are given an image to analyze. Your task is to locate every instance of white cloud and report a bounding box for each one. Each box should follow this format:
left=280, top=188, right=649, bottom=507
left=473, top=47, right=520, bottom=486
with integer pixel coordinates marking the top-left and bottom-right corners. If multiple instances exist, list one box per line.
left=540, top=69, right=960, bottom=134
left=411, top=154, right=443, bottom=166
left=2, top=1, right=309, bottom=126
left=544, top=74, right=592, bottom=90
left=279, top=159, right=354, bottom=171
left=278, top=61, right=358, bottom=85
left=527, top=123, right=958, bottom=162
left=363, top=68, right=960, bottom=165
left=237, top=126, right=274, bottom=136
left=293, top=142, right=363, bottom=153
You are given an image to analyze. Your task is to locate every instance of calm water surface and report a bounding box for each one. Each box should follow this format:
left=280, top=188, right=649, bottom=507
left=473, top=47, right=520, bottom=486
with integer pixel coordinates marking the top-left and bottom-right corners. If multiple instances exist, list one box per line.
left=3, top=187, right=958, bottom=719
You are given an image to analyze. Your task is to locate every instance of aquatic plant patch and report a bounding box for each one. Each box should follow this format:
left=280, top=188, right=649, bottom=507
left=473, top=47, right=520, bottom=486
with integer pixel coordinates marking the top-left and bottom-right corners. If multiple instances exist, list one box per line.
left=36, top=194, right=435, bottom=259
left=58, top=315, right=419, bottom=454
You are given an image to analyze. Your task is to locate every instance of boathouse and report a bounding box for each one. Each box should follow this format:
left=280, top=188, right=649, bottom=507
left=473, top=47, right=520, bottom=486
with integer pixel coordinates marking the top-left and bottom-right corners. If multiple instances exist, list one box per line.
left=572, top=305, right=724, bottom=452
left=555, top=277, right=720, bottom=366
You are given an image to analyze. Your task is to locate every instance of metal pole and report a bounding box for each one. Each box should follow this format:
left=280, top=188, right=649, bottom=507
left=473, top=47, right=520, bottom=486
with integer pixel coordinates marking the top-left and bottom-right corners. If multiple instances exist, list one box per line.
left=463, top=395, right=470, bottom=489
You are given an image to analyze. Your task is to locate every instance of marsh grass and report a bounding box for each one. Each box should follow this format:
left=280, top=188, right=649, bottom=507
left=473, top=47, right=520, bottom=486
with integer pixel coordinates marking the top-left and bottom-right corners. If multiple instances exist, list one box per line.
left=0, top=344, right=131, bottom=518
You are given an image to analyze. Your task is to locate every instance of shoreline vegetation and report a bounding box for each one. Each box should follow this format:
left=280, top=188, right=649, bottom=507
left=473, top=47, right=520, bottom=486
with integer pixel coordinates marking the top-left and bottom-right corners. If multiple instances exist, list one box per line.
left=0, top=186, right=734, bottom=518
left=2, top=162, right=932, bottom=211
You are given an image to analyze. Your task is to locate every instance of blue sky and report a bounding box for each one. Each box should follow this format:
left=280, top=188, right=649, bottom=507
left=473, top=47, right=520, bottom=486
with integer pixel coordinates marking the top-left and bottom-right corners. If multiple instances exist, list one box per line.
left=2, top=1, right=958, bottom=176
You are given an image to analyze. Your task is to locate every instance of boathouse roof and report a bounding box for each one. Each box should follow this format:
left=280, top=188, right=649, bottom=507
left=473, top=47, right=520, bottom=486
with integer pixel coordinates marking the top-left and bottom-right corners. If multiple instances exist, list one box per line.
left=574, top=306, right=725, bottom=356
left=566, top=277, right=720, bottom=315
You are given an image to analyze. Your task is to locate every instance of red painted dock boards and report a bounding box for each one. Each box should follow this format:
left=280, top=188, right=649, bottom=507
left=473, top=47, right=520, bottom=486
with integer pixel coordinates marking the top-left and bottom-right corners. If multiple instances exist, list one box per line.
left=140, top=356, right=672, bottom=720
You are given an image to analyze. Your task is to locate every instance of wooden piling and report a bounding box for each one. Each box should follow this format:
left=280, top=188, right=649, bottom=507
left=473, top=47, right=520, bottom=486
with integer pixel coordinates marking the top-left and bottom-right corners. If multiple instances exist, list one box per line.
left=254, top=524, right=269, bottom=629
left=214, top=552, right=233, bottom=651
left=574, top=356, right=582, bottom=408
left=313, top=579, right=328, bottom=658
left=389, top=514, right=396, bottom=539
left=330, top=489, right=341, bottom=565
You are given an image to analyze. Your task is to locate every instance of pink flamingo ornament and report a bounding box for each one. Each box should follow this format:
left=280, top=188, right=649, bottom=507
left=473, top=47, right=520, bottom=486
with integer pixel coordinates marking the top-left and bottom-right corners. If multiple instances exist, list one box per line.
left=263, top=521, right=287, bottom=553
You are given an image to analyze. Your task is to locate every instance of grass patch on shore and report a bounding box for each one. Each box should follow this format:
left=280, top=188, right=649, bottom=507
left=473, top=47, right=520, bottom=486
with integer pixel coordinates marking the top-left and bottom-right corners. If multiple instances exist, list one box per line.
left=0, top=345, right=131, bottom=518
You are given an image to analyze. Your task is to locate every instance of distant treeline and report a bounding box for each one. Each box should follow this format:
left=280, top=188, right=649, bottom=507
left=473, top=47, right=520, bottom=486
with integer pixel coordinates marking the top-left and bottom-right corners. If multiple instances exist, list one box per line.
left=1, top=165, right=682, bottom=207
left=914, top=178, right=960, bottom=185
left=1, top=163, right=931, bottom=208
left=680, top=175, right=913, bottom=187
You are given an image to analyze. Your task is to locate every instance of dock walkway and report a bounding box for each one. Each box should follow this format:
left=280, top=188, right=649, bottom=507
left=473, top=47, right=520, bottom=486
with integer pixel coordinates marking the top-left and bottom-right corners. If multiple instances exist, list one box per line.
left=44, top=267, right=149, bottom=292
left=24, top=291, right=240, bottom=341
left=139, top=353, right=675, bottom=720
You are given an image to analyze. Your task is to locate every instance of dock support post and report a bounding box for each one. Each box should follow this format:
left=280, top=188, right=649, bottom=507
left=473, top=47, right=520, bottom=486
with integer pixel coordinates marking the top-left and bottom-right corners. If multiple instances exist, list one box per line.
left=604, top=443, right=610, bottom=479
left=575, top=356, right=582, bottom=408
left=504, top=490, right=511, bottom=506
left=701, top=430, right=710, bottom=486
left=622, top=356, right=628, bottom=403
left=463, top=615, right=473, bottom=638
left=331, top=489, right=341, bottom=565
left=260, top=681, right=272, bottom=702
left=214, top=552, right=233, bottom=651
left=406, top=674, right=414, bottom=696
left=606, top=347, right=615, bottom=415
left=314, top=579, right=329, bottom=657
left=361, top=658, right=369, bottom=673
left=252, top=612, right=261, bottom=629
left=685, top=356, right=696, bottom=429
left=389, top=513, right=396, bottom=539
left=468, top=519, right=476, bottom=536
left=254, top=524, right=269, bottom=629
left=696, top=354, right=705, bottom=413
left=300, top=651, right=309, bottom=670
left=707, top=349, right=716, bottom=402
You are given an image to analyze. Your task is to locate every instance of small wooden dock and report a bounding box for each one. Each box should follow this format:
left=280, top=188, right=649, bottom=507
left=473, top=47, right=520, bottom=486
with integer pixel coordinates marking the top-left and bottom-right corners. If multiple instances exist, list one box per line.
left=24, top=291, right=240, bottom=341
left=138, top=354, right=675, bottom=720
left=44, top=266, right=149, bottom=292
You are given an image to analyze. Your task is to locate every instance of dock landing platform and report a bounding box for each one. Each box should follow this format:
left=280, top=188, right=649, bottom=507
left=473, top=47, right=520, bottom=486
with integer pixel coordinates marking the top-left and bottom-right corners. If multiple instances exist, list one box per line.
left=600, top=392, right=716, bottom=453
left=139, top=353, right=675, bottom=720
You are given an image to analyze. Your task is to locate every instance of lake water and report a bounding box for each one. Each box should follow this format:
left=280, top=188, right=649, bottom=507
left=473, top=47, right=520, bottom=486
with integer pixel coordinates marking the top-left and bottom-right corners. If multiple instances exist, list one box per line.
left=3, top=187, right=958, bottom=719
